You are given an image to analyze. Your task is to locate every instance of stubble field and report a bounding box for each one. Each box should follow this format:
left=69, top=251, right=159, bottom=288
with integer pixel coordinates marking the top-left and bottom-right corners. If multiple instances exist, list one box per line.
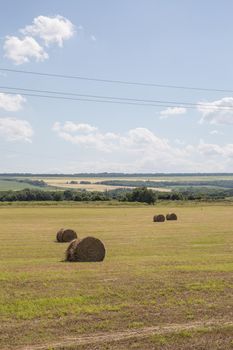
left=0, top=202, right=233, bottom=349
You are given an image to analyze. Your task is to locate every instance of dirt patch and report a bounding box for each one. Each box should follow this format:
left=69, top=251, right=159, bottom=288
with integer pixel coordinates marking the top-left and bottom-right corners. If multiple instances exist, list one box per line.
left=12, top=318, right=233, bottom=350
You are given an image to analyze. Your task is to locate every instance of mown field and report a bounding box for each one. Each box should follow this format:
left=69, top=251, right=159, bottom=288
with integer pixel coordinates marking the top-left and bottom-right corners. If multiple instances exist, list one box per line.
left=2, top=174, right=233, bottom=192
left=0, top=202, right=233, bottom=349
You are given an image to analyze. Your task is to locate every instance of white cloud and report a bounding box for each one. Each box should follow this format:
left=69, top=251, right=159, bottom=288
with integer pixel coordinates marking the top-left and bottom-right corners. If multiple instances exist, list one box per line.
left=53, top=122, right=189, bottom=164
left=91, top=35, right=96, bottom=42
left=0, top=93, right=26, bottom=111
left=120, top=127, right=170, bottom=153
left=3, top=15, right=75, bottom=65
left=0, top=118, right=33, bottom=142
left=4, top=35, right=48, bottom=65
left=53, top=122, right=233, bottom=172
left=21, top=15, right=75, bottom=47
left=53, top=122, right=118, bottom=152
left=160, top=107, right=186, bottom=119
left=198, top=141, right=233, bottom=158
left=198, top=97, right=233, bottom=125
left=53, top=122, right=97, bottom=134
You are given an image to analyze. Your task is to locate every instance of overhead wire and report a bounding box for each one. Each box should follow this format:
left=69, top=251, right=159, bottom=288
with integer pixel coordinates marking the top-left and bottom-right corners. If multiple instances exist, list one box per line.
left=0, top=86, right=232, bottom=110
left=1, top=67, right=233, bottom=93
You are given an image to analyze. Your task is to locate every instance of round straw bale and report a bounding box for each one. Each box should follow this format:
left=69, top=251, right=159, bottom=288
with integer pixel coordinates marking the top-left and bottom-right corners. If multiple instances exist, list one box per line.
left=56, top=228, right=64, bottom=242
left=66, top=237, right=106, bottom=262
left=153, top=214, right=165, bottom=222
left=56, top=228, right=77, bottom=242
left=62, top=229, right=77, bottom=242
left=65, top=239, right=78, bottom=261
left=166, top=213, right=177, bottom=221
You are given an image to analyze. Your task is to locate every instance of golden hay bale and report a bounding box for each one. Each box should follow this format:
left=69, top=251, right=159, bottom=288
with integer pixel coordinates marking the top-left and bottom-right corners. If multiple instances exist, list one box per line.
left=62, top=229, right=77, bottom=242
left=66, top=237, right=106, bottom=262
left=166, top=213, right=177, bottom=221
left=56, top=228, right=64, bottom=242
left=56, top=228, right=77, bottom=242
left=153, top=214, right=165, bottom=222
left=65, top=239, right=79, bottom=261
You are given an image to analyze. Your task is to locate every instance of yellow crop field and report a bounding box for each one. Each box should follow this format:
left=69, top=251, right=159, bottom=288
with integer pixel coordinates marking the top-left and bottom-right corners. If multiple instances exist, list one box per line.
left=0, top=202, right=233, bottom=349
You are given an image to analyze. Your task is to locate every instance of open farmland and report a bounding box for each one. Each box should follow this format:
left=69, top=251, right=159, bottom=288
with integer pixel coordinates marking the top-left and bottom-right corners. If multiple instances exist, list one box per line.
left=0, top=179, right=46, bottom=191
left=2, top=174, right=233, bottom=192
left=41, top=177, right=171, bottom=192
left=0, top=178, right=61, bottom=191
left=0, top=202, right=233, bottom=349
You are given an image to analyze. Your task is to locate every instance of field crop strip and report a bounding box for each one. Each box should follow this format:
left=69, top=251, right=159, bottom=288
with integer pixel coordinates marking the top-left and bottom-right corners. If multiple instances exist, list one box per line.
left=0, top=203, right=233, bottom=349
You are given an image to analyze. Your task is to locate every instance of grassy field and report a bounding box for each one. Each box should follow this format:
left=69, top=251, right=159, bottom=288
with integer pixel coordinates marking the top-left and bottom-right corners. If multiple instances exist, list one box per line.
left=21, top=174, right=233, bottom=192
left=0, top=179, right=61, bottom=191
left=2, top=174, right=233, bottom=192
left=0, top=179, right=44, bottom=191
left=0, top=202, right=233, bottom=349
left=40, top=178, right=171, bottom=192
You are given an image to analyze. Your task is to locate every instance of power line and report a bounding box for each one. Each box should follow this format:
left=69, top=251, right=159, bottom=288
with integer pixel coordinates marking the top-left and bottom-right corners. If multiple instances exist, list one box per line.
left=0, top=85, right=223, bottom=108
left=0, top=89, right=185, bottom=109
left=0, top=86, right=233, bottom=111
left=1, top=67, right=233, bottom=94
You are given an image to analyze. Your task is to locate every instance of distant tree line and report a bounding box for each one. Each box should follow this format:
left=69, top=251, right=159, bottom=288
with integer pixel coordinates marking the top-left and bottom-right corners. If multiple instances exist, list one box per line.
left=0, top=186, right=231, bottom=204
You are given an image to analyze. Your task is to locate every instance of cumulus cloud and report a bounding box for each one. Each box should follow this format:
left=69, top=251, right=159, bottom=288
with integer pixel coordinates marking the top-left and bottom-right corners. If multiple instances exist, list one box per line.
left=53, top=122, right=119, bottom=152
left=0, top=93, right=26, bottom=111
left=53, top=122, right=97, bottom=134
left=160, top=106, right=186, bottom=119
left=198, top=97, right=233, bottom=125
left=21, top=15, right=75, bottom=47
left=198, top=141, right=233, bottom=158
left=0, top=118, right=33, bottom=142
left=4, top=15, right=75, bottom=64
left=52, top=122, right=189, bottom=164
left=52, top=122, right=233, bottom=172
left=120, top=127, right=170, bottom=153
left=4, top=35, right=48, bottom=65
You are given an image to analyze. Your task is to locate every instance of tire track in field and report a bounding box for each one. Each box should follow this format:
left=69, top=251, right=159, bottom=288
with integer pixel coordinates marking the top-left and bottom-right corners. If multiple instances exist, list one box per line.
left=11, top=318, right=233, bottom=350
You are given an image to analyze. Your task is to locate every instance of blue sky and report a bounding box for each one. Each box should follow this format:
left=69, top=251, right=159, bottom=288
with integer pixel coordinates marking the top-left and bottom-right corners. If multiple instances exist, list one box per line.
left=0, top=0, right=233, bottom=173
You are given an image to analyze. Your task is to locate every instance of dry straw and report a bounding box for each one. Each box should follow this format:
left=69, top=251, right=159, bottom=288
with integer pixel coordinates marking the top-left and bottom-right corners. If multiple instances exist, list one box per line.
left=153, top=214, right=165, bottom=222
left=66, top=237, right=106, bottom=262
left=56, top=228, right=77, bottom=242
left=166, top=213, right=178, bottom=221
left=56, top=228, right=64, bottom=242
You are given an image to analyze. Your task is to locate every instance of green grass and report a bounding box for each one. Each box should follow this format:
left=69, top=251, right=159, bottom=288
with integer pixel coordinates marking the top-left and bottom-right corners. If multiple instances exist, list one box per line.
left=0, top=179, right=63, bottom=191
left=0, top=179, right=40, bottom=190
left=0, top=202, right=233, bottom=349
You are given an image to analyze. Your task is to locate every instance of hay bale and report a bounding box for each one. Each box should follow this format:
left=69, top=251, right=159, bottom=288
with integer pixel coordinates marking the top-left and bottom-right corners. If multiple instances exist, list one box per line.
left=153, top=214, right=165, bottom=222
left=56, top=228, right=77, bottom=242
left=56, top=228, right=64, bottom=242
left=65, top=239, right=78, bottom=261
left=66, top=237, right=106, bottom=262
left=166, top=213, right=177, bottom=221
left=62, top=229, right=77, bottom=242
